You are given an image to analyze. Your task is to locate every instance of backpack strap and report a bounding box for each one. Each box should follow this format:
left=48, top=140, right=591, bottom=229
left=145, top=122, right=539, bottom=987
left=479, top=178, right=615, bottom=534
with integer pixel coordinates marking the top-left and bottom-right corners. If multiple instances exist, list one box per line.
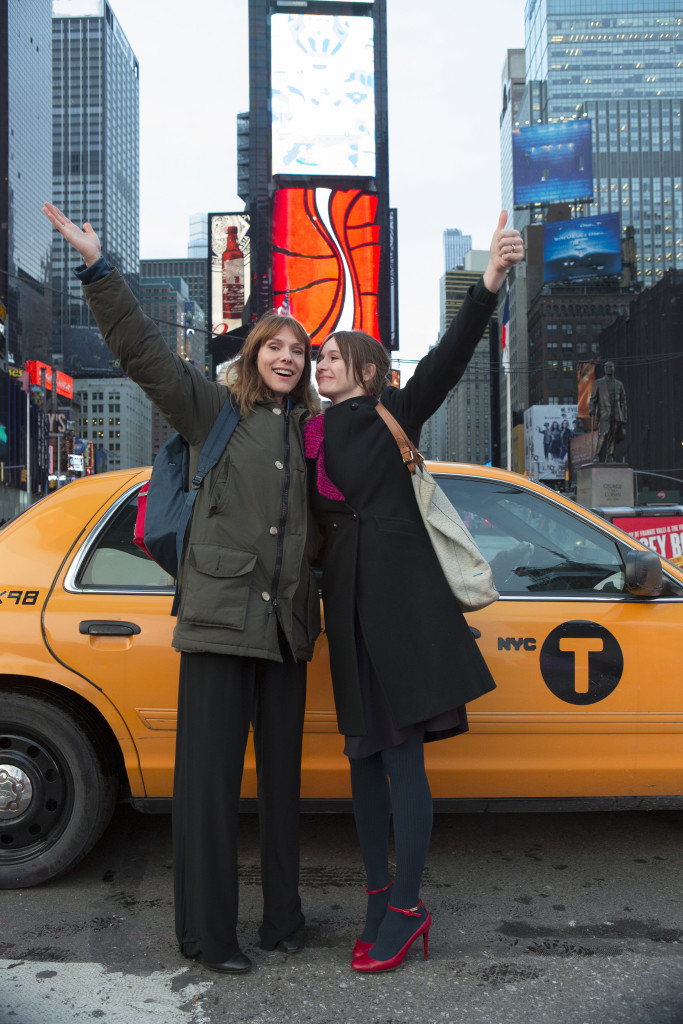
left=172, top=395, right=241, bottom=614
left=192, top=394, right=242, bottom=489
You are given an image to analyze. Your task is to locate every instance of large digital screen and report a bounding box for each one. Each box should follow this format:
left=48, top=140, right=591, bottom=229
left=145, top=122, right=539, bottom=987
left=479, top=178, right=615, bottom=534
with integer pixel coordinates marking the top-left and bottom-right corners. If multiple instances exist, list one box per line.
left=209, top=213, right=250, bottom=340
left=272, top=187, right=381, bottom=344
left=543, top=213, right=621, bottom=283
left=513, top=120, right=593, bottom=205
left=271, top=13, right=376, bottom=178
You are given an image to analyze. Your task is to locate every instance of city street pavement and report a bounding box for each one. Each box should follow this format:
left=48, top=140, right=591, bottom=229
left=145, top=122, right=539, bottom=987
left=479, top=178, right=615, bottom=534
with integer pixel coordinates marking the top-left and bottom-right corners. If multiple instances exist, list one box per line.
left=1, top=805, right=683, bottom=1024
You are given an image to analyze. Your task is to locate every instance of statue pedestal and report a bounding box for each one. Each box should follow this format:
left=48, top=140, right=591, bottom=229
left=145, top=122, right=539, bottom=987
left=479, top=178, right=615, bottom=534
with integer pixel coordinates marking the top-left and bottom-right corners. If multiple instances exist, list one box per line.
left=576, top=464, right=634, bottom=509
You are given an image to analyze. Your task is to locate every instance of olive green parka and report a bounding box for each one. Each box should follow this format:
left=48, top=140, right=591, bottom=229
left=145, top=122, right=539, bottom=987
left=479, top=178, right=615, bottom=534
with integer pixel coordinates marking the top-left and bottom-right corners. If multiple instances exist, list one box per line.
left=81, top=269, right=321, bottom=662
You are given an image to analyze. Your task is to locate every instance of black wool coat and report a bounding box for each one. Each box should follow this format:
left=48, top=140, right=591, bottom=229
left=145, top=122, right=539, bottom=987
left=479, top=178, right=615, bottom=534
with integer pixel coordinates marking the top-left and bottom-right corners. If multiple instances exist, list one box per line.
left=311, top=282, right=499, bottom=738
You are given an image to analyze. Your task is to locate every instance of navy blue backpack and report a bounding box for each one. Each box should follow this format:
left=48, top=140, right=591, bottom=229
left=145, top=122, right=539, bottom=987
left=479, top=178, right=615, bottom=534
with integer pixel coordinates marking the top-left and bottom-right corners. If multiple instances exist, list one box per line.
left=134, top=397, right=241, bottom=611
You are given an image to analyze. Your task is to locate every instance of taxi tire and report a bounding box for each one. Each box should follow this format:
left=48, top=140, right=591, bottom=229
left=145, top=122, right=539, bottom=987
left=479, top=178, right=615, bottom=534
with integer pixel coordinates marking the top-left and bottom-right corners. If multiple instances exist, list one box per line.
left=0, top=691, right=118, bottom=889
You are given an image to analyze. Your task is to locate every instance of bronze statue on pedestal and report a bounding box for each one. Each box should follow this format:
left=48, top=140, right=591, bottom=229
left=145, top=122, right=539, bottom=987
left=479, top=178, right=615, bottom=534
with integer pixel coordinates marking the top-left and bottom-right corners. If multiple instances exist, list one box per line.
left=589, top=361, right=627, bottom=463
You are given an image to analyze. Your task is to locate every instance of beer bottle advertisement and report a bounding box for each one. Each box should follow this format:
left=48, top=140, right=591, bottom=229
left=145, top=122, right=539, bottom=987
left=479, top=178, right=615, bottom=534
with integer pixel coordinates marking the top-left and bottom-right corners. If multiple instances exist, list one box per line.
left=210, top=213, right=250, bottom=338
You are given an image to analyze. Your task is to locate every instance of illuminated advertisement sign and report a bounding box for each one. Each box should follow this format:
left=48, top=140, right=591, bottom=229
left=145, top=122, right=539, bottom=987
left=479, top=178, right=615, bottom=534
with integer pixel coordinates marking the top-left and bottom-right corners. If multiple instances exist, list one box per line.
left=25, top=361, right=74, bottom=400
left=209, top=213, right=250, bottom=340
left=613, top=516, right=683, bottom=567
left=271, top=13, right=376, bottom=178
left=513, top=120, right=593, bottom=205
left=524, top=403, right=579, bottom=481
left=272, top=187, right=381, bottom=344
left=543, top=213, right=621, bottom=283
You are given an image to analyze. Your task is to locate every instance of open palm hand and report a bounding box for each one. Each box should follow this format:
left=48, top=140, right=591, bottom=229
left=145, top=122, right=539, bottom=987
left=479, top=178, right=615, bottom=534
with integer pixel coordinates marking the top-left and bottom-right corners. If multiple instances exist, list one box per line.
left=43, top=202, right=102, bottom=267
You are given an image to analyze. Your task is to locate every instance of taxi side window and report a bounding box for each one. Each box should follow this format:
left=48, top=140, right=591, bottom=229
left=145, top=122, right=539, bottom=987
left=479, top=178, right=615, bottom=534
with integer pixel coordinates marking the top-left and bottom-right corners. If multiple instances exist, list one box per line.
left=438, top=476, right=627, bottom=597
left=77, top=490, right=174, bottom=590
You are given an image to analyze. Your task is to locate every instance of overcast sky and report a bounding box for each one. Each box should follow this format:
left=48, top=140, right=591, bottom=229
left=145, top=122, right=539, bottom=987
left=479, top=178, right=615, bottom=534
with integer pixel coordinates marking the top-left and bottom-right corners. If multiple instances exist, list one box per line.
left=107, top=0, right=526, bottom=362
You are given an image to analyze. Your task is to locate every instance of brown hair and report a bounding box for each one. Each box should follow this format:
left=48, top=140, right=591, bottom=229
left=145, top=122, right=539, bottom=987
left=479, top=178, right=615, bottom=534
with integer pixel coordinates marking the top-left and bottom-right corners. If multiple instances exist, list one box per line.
left=229, top=311, right=315, bottom=416
left=320, top=330, right=391, bottom=396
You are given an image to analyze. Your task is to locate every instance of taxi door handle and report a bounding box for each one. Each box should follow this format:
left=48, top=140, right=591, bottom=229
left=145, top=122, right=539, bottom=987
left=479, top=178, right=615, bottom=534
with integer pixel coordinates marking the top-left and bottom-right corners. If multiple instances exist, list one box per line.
left=79, top=620, right=141, bottom=636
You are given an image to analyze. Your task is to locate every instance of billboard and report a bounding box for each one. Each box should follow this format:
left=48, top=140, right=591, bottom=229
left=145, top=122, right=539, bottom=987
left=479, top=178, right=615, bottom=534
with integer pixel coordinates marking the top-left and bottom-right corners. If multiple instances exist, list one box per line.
left=62, top=325, right=123, bottom=378
left=25, top=361, right=74, bottom=400
left=272, top=187, right=381, bottom=345
left=613, top=516, right=683, bottom=568
left=271, top=13, right=376, bottom=178
left=543, top=213, right=621, bottom=283
left=209, top=213, right=250, bottom=342
left=524, top=404, right=579, bottom=481
left=513, top=120, right=593, bottom=206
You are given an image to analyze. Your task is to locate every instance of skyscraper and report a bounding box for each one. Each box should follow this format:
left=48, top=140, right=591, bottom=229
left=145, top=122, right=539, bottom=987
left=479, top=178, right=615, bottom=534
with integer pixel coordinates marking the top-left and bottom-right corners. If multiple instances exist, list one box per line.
left=498, top=1, right=683, bottom=461
left=51, top=0, right=139, bottom=359
left=1, top=0, right=53, bottom=368
left=443, top=228, right=472, bottom=272
left=523, top=0, right=682, bottom=284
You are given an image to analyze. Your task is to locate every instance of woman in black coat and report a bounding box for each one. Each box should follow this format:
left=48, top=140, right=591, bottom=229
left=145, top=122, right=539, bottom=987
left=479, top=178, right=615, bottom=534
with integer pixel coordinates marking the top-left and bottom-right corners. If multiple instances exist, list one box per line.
left=303, top=212, right=524, bottom=973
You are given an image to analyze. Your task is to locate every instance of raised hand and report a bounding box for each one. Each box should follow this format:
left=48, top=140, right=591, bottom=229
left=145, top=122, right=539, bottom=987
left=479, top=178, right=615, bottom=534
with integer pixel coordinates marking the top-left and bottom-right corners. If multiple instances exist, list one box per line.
left=483, top=210, right=524, bottom=293
left=43, top=202, right=102, bottom=267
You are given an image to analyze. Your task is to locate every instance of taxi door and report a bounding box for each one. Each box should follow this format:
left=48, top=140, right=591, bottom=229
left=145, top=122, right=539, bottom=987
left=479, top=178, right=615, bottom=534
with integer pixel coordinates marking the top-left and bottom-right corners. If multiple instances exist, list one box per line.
left=43, top=485, right=179, bottom=798
left=434, top=473, right=683, bottom=801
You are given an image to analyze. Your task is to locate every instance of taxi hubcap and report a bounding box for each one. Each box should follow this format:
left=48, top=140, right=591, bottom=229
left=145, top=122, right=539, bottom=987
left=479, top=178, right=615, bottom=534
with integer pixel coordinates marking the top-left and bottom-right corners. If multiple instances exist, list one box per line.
left=0, top=766, right=33, bottom=818
left=0, top=733, right=69, bottom=853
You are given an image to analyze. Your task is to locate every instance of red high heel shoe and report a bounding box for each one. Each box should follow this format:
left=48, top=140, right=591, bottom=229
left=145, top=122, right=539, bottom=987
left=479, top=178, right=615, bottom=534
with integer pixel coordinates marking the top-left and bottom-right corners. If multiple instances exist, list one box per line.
left=352, top=880, right=393, bottom=959
left=352, top=901, right=431, bottom=973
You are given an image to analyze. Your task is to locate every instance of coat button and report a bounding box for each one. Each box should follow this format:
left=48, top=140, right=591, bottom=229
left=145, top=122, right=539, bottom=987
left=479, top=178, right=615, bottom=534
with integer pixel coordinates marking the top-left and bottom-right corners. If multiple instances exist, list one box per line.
left=275, top=460, right=284, bottom=470
left=332, top=522, right=338, bottom=529
left=269, top=526, right=278, bottom=535
left=350, top=401, right=359, bottom=410
left=272, top=407, right=282, bottom=415
left=261, top=591, right=271, bottom=601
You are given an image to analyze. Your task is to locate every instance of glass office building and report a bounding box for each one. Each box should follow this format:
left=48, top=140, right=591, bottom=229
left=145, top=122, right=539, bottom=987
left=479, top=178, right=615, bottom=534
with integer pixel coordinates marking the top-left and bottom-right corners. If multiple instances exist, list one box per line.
left=522, top=0, right=683, bottom=281
left=1, top=0, right=53, bottom=367
left=52, top=0, right=139, bottom=355
left=443, top=229, right=473, bottom=272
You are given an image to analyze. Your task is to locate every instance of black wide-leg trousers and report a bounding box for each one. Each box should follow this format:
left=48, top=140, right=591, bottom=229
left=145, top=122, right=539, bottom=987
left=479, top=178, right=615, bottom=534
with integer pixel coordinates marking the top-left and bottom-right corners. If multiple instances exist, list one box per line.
left=173, top=647, right=307, bottom=963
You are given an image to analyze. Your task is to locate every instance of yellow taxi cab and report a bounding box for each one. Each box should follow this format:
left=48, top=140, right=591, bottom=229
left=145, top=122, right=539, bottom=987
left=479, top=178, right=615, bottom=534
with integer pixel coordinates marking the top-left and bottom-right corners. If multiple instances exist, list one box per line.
left=1, top=462, right=682, bottom=888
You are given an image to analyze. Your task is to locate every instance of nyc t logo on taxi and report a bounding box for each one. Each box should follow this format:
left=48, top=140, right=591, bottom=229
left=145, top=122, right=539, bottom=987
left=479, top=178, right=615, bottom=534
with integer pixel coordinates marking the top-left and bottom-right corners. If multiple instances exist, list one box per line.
left=540, top=620, right=623, bottom=705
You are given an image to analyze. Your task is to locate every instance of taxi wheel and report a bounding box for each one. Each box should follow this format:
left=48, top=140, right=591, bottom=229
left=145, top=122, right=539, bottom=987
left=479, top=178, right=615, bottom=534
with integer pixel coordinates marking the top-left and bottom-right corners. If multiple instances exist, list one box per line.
left=0, top=691, right=118, bottom=889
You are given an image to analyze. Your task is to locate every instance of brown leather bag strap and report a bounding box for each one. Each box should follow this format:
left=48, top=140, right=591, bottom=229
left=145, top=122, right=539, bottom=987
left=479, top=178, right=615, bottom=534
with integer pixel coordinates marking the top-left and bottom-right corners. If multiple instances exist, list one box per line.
left=375, top=402, right=425, bottom=474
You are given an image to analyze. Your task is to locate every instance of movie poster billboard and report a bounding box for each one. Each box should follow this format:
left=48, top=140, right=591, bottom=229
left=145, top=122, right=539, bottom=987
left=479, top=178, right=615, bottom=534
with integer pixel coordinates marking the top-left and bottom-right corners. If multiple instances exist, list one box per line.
left=524, top=403, right=579, bottom=481
left=613, top=516, right=683, bottom=568
left=272, top=187, right=381, bottom=345
left=271, top=13, right=376, bottom=178
left=543, top=213, right=621, bottom=283
left=209, top=213, right=250, bottom=342
left=513, top=119, right=593, bottom=206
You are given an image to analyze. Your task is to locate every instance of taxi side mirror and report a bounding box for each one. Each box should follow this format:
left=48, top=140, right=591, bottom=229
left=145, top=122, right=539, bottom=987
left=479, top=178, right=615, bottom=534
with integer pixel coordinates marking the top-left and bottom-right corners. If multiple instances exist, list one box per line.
left=624, top=549, right=663, bottom=597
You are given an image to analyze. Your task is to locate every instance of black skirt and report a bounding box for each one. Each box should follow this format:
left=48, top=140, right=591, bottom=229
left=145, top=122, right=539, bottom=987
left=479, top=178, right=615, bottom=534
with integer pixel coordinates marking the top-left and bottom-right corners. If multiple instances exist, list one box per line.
left=343, top=614, right=468, bottom=759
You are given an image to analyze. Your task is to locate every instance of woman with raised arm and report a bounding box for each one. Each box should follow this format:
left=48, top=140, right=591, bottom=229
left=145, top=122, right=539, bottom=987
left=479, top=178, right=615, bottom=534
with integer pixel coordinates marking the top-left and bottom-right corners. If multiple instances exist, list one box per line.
left=303, top=211, right=524, bottom=973
left=44, top=203, right=321, bottom=975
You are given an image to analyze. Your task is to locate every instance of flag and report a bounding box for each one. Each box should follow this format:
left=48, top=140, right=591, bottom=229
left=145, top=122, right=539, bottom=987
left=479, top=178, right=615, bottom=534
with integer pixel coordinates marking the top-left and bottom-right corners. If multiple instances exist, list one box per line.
left=278, top=284, right=291, bottom=316
left=501, top=286, right=510, bottom=372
